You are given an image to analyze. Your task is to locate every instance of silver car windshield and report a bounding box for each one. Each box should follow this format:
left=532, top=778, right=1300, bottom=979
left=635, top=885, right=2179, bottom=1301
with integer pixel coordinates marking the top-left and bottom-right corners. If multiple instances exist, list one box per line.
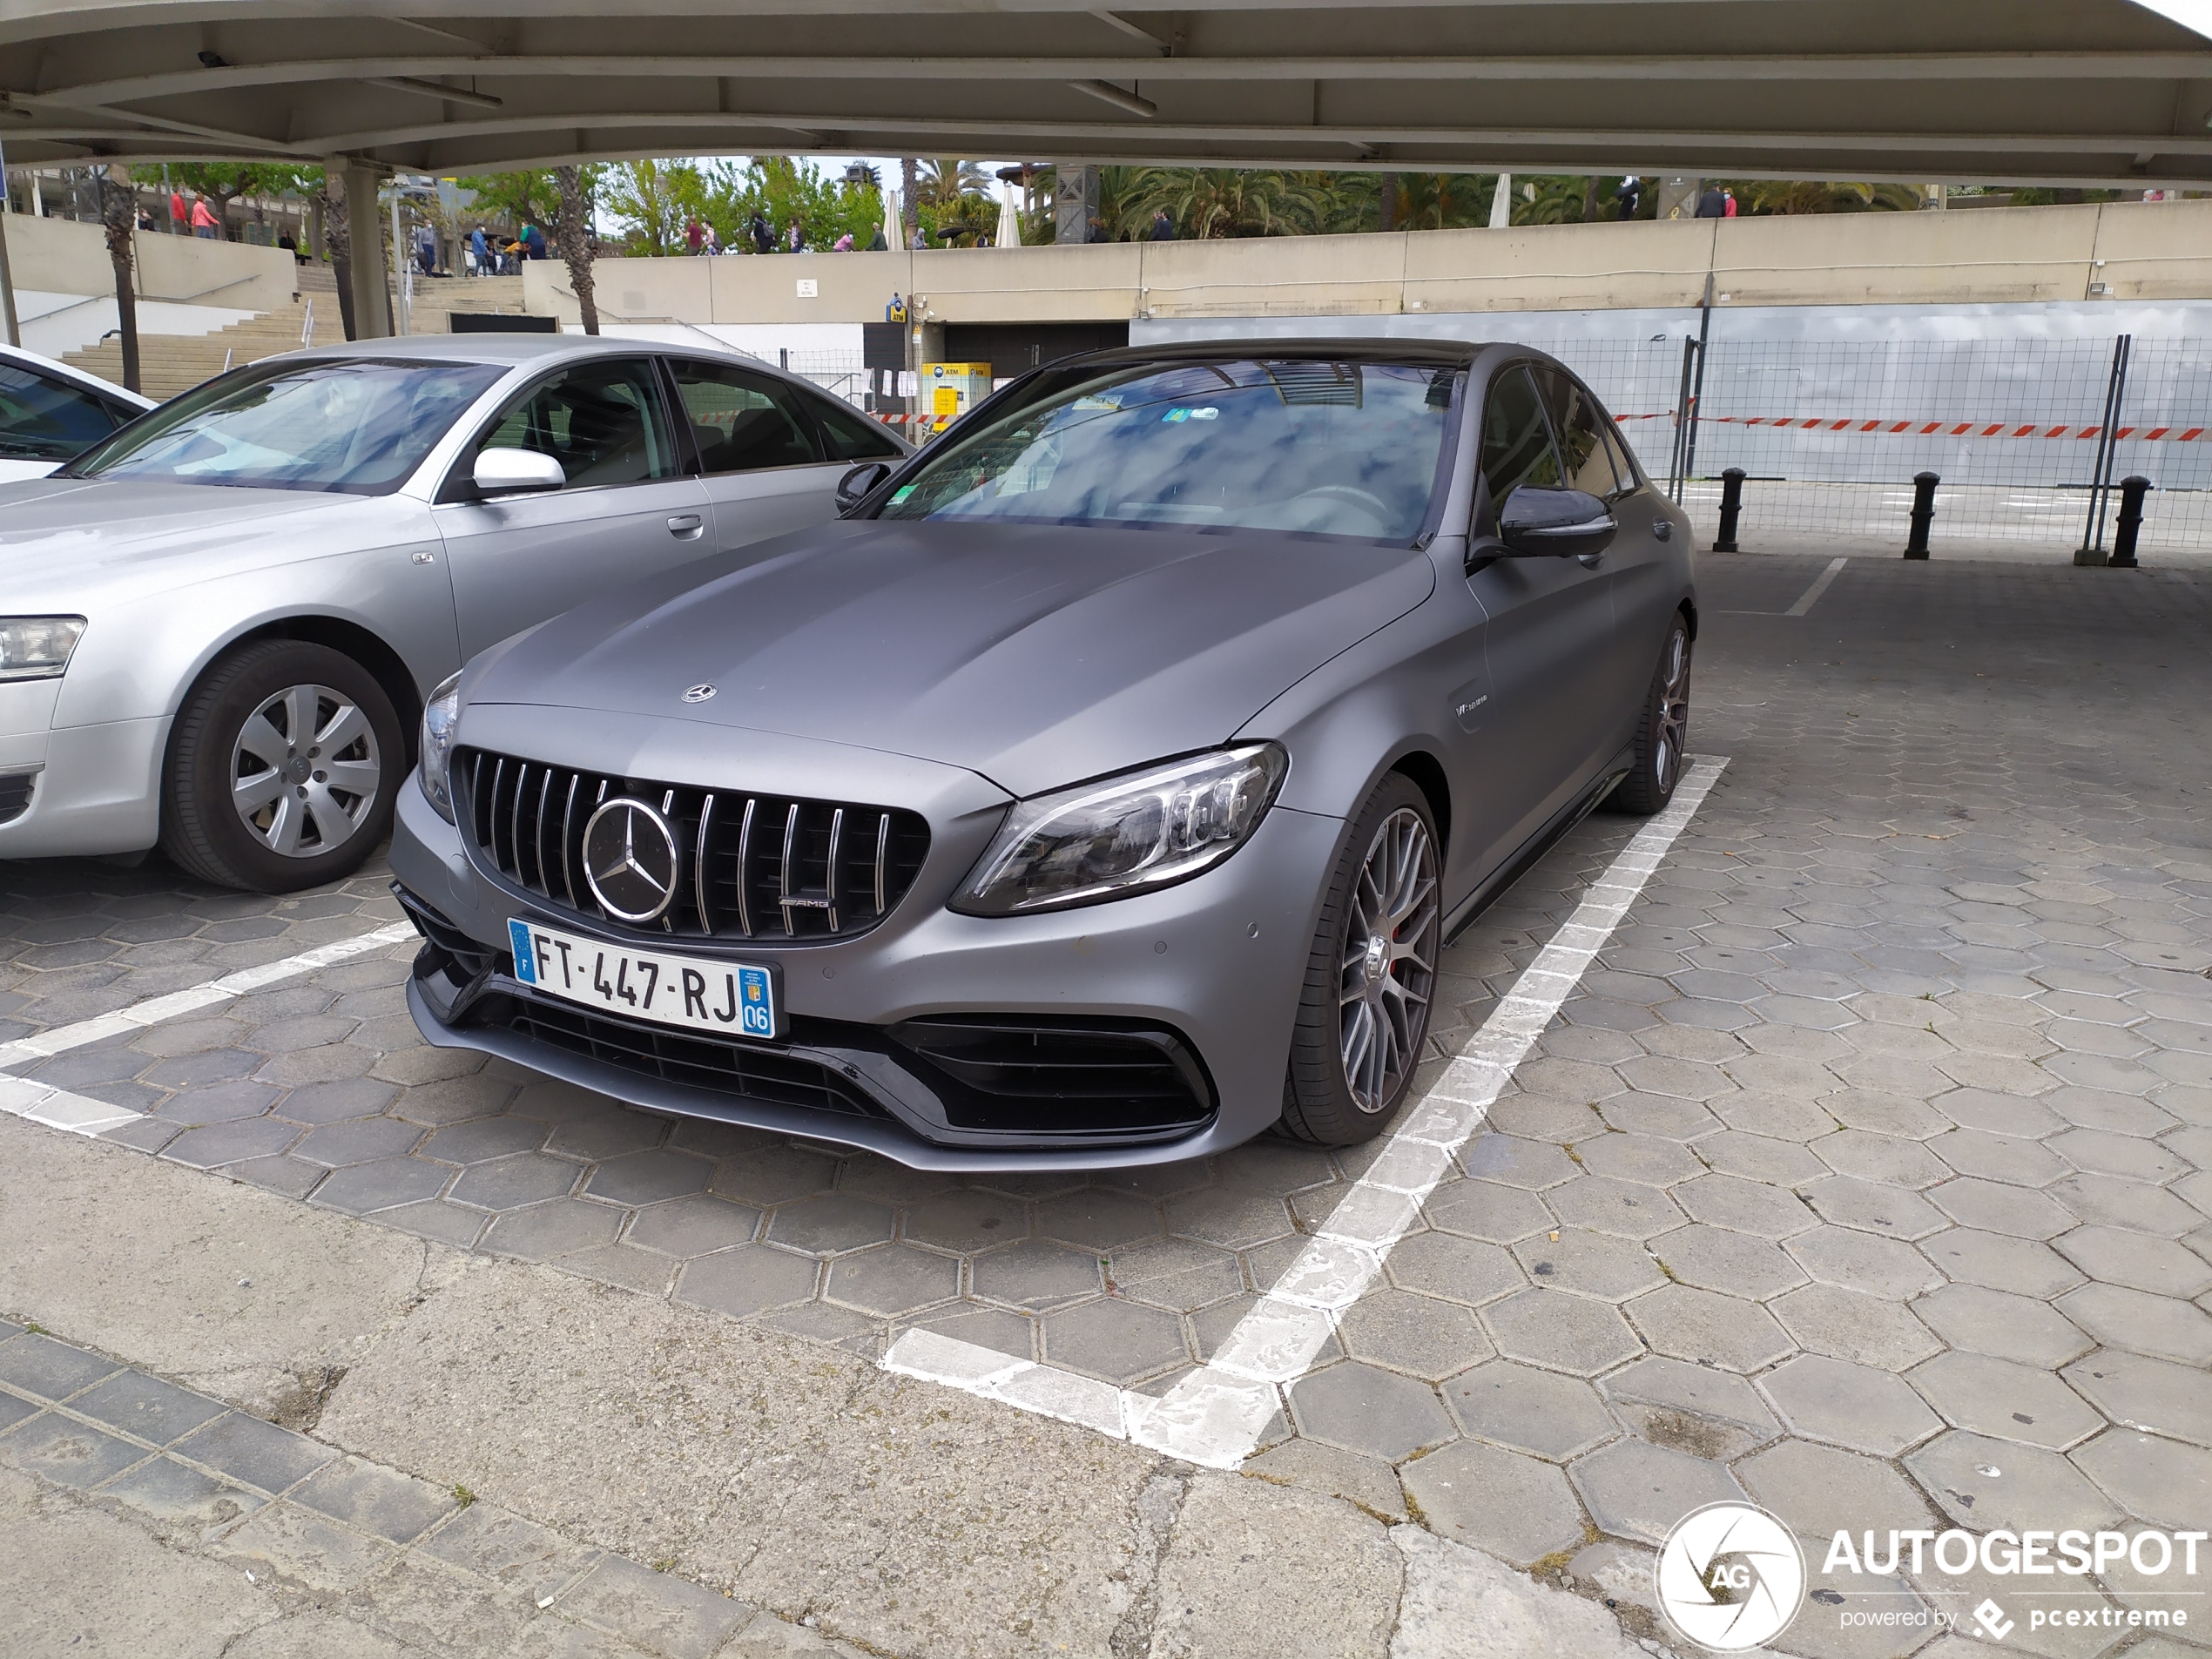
left=67, top=358, right=505, bottom=495
left=875, top=359, right=1460, bottom=541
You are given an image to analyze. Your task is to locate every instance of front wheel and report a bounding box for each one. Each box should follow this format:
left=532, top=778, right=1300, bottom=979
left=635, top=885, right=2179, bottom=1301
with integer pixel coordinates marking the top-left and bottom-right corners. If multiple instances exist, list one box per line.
left=160, top=640, right=402, bottom=893
left=1607, top=615, right=1691, bottom=816
left=1278, top=773, right=1442, bottom=1147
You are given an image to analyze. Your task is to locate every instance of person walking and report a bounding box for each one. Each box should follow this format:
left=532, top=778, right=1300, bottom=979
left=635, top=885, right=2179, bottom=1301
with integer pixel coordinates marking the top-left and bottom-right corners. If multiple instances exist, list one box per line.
left=1150, top=207, right=1176, bottom=240
left=521, top=221, right=548, bottom=260
left=470, top=226, right=489, bottom=277
left=1615, top=176, right=1642, bottom=219
left=1723, top=188, right=1738, bottom=218
left=190, top=194, right=221, bottom=239
left=703, top=223, right=722, bottom=255
left=749, top=209, right=774, bottom=254
left=1694, top=184, right=1725, bottom=219
left=833, top=232, right=854, bottom=251
left=787, top=219, right=805, bottom=253
left=685, top=216, right=704, bottom=255
left=169, top=185, right=187, bottom=232
left=867, top=225, right=888, bottom=251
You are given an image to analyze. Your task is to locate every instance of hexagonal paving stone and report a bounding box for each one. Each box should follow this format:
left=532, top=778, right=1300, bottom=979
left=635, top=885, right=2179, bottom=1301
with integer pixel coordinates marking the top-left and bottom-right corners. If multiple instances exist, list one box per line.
left=272, top=1078, right=399, bottom=1125
left=1287, top=1360, right=1454, bottom=1462
left=1760, top=1354, right=1944, bottom=1456
left=293, top=1117, right=422, bottom=1168
left=1625, top=1284, right=1793, bottom=1374
left=2054, top=1284, right=2212, bottom=1366
left=2054, top=1225, right=2212, bottom=1298
left=307, top=1155, right=448, bottom=1215
left=1440, top=1359, right=1617, bottom=1460
left=481, top=1197, right=624, bottom=1261
left=704, top=1142, right=840, bottom=1207
left=902, top=1188, right=1028, bottom=1252
left=1546, top=1176, right=1687, bottom=1241
left=1927, top=1129, right=2068, bottom=1188
left=1770, top=1284, right=1941, bottom=1372
left=970, top=1240, right=1103, bottom=1311
left=542, top=1109, right=665, bottom=1162
left=1905, top=1352, right=2106, bottom=1451
left=675, top=1247, right=819, bottom=1318
left=2050, top=1172, right=2203, bottom=1237
left=1460, top=1134, right=1578, bottom=1190
left=1107, top=1238, right=1244, bottom=1312
left=449, top=1153, right=584, bottom=1211
left=1673, top=1171, right=1817, bottom=1238
left=1482, top=1289, right=1642, bottom=1376
left=625, top=1194, right=763, bottom=1258
left=1601, top=1357, right=1778, bottom=1461
left=418, top=1115, right=550, bottom=1164
left=1904, top=1430, right=2123, bottom=1533
left=1386, top=1231, right=1526, bottom=1307
left=1741, top=1439, right=1941, bottom=1541
left=1573, top=1133, right=1704, bottom=1187
left=1399, top=1440, right=1586, bottom=1568
left=1422, top=1178, right=1552, bottom=1244
left=765, top=1194, right=895, bottom=1256
left=1789, top=1225, right=1944, bottom=1298
left=1337, top=1288, right=1493, bottom=1382
left=2071, top=1427, right=2212, bottom=1532
left=1919, top=1228, right=2083, bottom=1298
left=1034, top=1189, right=1164, bottom=1251
left=1799, top=1176, right=1948, bottom=1240
left=1161, top=1188, right=1293, bottom=1251
left=2063, top=1350, right=2212, bottom=1449
left=2052, top=1127, right=2191, bottom=1184
left=1568, top=1438, right=1745, bottom=1547
left=583, top=1149, right=714, bottom=1207
left=1648, top=1224, right=1807, bottom=1300
left=1913, top=1285, right=2092, bottom=1368
left=1510, top=1229, right=1664, bottom=1300
left=825, top=1244, right=960, bottom=1318
left=160, top=1119, right=300, bottom=1170
left=1808, top=1128, right=1950, bottom=1189
left=1040, top=1298, right=1186, bottom=1384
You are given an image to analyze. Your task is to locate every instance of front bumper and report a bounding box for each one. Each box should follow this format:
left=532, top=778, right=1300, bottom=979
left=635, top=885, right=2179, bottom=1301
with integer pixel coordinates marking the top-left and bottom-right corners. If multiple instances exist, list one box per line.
left=0, top=679, right=166, bottom=858
left=392, top=767, right=1342, bottom=1171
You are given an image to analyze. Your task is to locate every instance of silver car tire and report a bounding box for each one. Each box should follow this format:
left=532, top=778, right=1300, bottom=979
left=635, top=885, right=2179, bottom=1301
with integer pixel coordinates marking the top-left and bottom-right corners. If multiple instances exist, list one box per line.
left=1278, top=772, right=1442, bottom=1147
left=1606, top=613, right=1692, bottom=817
left=160, top=639, right=403, bottom=894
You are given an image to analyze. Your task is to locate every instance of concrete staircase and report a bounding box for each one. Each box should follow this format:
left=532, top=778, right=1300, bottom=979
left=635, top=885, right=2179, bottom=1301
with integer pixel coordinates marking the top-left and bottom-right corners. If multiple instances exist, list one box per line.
left=399, top=273, right=531, bottom=335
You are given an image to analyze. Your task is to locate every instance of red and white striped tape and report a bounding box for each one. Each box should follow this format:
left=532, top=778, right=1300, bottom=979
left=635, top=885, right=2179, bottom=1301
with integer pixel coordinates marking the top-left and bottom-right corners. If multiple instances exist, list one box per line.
left=1615, top=412, right=2207, bottom=441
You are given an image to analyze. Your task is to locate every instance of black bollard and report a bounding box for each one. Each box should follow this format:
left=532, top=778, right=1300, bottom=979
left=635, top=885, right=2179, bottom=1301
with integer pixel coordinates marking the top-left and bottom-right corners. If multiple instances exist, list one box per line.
left=2110, top=475, right=2149, bottom=569
left=1713, top=468, right=1746, bottom=553
left=1903, top=470, right=1939, bottom=560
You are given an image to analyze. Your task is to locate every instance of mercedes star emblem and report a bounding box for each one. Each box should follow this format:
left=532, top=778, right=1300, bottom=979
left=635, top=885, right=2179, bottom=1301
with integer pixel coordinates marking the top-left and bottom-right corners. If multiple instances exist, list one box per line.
left=581, top=797, right=680, bottom=923
left=682, top=683, right=717, bottom=703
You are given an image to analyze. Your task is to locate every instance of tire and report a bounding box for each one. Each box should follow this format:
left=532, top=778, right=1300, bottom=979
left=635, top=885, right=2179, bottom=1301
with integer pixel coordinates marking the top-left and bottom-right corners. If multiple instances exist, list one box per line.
left=1278, top=772, right=1442, bottom=1147
left=1606, top=613, right=1691, bottom=817
left=160, top=640, right=402, bottom=893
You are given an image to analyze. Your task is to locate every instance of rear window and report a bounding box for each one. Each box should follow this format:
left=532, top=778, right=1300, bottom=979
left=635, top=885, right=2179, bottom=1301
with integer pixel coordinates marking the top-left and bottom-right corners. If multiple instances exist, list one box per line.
left=873, top=357, right=1460, bottom=542
left=67, top=358, right=505, bottom=495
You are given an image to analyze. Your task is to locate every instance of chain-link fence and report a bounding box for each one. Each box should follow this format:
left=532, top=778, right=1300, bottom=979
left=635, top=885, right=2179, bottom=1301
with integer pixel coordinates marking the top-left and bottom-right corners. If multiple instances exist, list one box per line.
left=1573, top=334, right=2212, bottom=557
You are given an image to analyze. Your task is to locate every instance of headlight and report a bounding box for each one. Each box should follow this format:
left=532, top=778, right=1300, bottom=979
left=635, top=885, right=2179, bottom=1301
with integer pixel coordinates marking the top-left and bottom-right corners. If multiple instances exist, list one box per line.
left=419, top=672, right=462, bottom=823
left=953, top=744, right=1287, bottom=916
left=0, top=617, right=86, bottom=682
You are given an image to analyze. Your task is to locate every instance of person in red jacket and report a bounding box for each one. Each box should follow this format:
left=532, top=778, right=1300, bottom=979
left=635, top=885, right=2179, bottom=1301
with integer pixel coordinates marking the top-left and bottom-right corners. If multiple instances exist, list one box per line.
left=190, top=196, right=221, bottom=239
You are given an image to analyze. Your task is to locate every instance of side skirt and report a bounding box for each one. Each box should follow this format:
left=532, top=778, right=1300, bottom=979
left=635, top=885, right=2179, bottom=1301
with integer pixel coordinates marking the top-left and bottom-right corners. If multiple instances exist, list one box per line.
left=1440, top=756, right=1631, bottom=946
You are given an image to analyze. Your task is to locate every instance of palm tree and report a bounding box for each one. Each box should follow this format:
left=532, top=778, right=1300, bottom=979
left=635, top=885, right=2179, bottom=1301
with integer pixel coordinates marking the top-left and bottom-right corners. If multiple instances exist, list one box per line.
left=1394, top=173, right=1494, bottom=232
left=915, top=159, right=989, bottom=210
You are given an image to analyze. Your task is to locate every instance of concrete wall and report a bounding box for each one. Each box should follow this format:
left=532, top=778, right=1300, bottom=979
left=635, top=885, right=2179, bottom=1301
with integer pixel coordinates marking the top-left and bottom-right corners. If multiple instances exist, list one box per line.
left=3, top=211, right=297, bottom=313
left=522, top=200, right=2212, bottom=332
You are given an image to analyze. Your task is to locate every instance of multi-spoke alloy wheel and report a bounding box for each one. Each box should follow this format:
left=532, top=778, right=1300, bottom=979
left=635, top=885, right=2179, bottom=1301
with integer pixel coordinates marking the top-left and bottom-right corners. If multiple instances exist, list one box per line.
left=230, top=682, right=383, bottom=857
left=1608, top=614, right=1694, bottom=816
left=1281, top=772, right=1443, bottom=1146
left=1338, top=806, right=1441, bottom=1114
left=161, top=639, right=402, bottom=893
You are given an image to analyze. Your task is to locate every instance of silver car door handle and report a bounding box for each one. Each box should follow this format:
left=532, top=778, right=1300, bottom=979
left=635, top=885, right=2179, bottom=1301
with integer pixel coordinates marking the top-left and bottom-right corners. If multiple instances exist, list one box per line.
left=667, top=514, right=704, bottom=537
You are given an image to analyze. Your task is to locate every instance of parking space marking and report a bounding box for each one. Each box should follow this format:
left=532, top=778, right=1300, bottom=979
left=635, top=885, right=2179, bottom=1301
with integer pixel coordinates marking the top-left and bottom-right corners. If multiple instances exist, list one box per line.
left=884, top=755, right=1730, bottom=1467
left=1784, top=556, right=1850, bottom=617
left=0, top=1074, right=146, bottom=1138
left=0, top=921, right=415, bottom=1071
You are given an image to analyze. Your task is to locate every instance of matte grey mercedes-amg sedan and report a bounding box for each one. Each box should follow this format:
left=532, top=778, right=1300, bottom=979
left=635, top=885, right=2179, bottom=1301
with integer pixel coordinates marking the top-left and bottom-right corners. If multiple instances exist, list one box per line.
left=393, top=341, right=1696, bottom=1169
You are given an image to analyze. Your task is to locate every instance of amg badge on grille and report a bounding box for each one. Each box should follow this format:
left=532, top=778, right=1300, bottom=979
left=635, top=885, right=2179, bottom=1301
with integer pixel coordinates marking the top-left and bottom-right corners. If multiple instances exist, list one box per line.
left=681, top=684, right=717, bottom=703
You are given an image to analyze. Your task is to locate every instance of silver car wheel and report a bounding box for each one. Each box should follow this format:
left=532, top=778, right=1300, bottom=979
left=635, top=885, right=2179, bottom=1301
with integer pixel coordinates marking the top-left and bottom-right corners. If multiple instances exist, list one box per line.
left=1338, top=806, right=1440, bottom=1116
left=1654, top=627, right=1691, bottom=794
left=228, top=682, right=382, bottom=858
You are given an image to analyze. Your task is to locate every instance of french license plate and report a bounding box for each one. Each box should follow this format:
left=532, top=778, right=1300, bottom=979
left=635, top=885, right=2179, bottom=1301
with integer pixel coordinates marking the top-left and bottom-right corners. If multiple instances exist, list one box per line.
left=507, top=919, right=778, bottom=1041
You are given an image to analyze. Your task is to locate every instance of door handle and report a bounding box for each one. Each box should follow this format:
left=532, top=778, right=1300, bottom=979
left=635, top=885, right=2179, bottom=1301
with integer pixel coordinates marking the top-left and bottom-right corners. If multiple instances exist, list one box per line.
left=667, top=514, right=704, bottom=537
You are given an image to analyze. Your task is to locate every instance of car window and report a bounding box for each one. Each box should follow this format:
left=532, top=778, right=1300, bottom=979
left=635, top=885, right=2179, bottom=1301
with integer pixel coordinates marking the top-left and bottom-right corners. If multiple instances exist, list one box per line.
left=664, top=360, right=822, bottom=474
left=1534, top=365, right=1623, bottom=499
left=65, top=358, right=505, bottom=494
left=1479, top=365, right=1564, bottom=509
left=874, top=357, right=1458, bottom=542
left=0, top=362, right=129, bottom=462
left=802, top=388, right=902, bottom=460
left=1600, top=418, right=1644, bottom=493
left=479, top=359, right=679, bottom=487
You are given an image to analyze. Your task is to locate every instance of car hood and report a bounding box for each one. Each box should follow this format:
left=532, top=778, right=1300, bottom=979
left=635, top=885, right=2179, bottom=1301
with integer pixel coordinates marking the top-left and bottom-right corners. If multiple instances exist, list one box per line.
left=0, top=479, right=360, bottom=591
left=470, top=519, right=1436, bottom=797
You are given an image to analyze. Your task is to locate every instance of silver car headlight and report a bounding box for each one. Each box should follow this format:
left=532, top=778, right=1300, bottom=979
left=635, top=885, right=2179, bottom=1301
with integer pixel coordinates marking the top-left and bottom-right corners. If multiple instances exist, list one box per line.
left=419, top=672, right=462, bottom=823
left=953, top=744, right=1288, bottom=916
left=0, top=617, right=87, bottom=682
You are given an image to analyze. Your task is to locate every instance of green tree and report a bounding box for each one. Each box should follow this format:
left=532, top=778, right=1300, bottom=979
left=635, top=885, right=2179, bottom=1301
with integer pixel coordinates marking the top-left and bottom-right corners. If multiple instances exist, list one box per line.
left=601, top=159, right=703, bottom=256
left=696, top=157, right=882, bottom=252
left=455, top=169, right=564, bottom=238
left=132, top=161, right=317, bottom=235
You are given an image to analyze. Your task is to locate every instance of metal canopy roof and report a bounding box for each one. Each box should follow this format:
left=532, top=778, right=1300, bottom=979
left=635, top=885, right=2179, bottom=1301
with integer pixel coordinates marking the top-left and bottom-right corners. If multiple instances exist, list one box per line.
left=3, top=2, right=2210, bottom=187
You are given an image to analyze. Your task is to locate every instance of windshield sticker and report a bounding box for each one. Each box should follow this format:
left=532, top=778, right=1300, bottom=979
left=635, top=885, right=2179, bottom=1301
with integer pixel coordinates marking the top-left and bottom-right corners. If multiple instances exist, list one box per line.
left=1073, top=395, right=1122, bottom=411
left=1161, top=407, right=1220, bottom=423
left=891, top=484, right=917, bottom=502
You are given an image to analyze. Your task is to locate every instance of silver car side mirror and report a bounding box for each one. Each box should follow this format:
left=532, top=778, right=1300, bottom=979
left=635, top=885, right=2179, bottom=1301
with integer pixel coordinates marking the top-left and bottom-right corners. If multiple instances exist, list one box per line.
left=473, top=448, right=566, bottom=496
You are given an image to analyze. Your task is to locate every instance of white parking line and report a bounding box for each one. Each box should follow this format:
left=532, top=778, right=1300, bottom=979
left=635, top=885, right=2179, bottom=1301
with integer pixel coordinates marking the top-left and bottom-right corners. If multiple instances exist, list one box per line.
left=885, top=755, right=1730, bottom=1467
left=1784, top=556, right=1850, bottom=617
left=0, top=1073, right=145, bottom=1138
left=0, top=920, right=417, bottom=1072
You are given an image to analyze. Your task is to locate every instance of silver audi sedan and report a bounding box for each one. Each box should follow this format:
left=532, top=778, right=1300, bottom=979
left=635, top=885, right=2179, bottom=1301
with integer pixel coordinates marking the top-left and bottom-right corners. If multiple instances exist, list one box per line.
left=0, top=335, right=906, bottom=890
left=393, top=341, right=1696, bottom=1168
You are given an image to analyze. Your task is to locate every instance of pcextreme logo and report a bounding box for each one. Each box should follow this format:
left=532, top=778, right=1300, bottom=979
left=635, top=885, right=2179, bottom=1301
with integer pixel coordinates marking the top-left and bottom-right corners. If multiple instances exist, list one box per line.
left=1656, top=1503, right=1807, bottom=1652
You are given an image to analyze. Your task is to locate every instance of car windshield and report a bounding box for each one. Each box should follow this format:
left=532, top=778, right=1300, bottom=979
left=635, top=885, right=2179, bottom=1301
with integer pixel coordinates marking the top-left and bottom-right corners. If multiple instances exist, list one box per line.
left=874, top=357, right=1460, bottom=541
left=0, top=362, right=123, bottom=461
left=66, top=357, right=505, bottom=494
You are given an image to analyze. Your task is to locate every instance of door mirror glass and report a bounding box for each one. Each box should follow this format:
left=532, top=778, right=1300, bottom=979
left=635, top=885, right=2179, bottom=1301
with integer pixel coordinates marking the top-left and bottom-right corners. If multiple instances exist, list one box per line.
left=473, top=447, right=567, bottom=495
left=836, top=460, right=894, bottom=511
left=1498, top=486, right=1615, bottom=558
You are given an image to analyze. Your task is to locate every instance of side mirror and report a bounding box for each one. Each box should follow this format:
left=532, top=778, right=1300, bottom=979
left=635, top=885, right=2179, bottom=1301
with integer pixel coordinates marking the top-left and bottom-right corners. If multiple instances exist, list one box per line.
left=1498, top=486, right=1615, bottom=559
left=836, top=460, right=894, bottom=512
left=472, top=448, right=565, bottom=496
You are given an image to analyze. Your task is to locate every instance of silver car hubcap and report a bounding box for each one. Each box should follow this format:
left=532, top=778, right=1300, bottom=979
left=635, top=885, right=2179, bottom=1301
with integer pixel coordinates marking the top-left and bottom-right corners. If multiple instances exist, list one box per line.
left=1654, top=629, right=1691, bottom=794
left=229, top=683, right=381, bottom=858
left=1339, top=806, right=1440, bottom=1116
